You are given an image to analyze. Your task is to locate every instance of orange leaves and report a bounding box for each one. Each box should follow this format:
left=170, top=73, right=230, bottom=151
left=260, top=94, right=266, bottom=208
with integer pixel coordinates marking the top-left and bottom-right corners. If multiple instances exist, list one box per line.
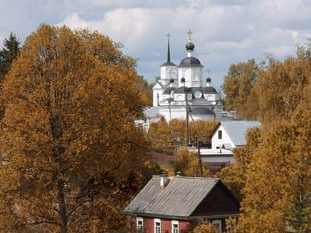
left=234, top=108, right=311, bottom=233
left=190, top=222, right=218, bottom=233
left=0, top=25, right=149, bottom=233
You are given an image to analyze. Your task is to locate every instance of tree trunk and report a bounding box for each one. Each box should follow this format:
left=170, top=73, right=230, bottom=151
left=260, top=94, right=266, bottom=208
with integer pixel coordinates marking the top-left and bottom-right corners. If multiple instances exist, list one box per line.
left=57, top=179, right=68, bottom=233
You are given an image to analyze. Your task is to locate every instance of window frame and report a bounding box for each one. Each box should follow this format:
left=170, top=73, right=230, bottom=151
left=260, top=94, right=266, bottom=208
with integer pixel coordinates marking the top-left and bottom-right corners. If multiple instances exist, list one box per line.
left=171, top=220, right=179, bottom=233
left=154, top=218, right=161, bottom=233
left=136, top=217, right=143, bottom=233
left=212, top=219, right=222, bottom=233
left=218, top=130, right=222, bottom=139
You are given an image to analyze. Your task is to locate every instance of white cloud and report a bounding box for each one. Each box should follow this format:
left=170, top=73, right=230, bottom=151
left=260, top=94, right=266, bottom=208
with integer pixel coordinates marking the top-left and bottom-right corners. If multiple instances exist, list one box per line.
left=2, top=0, right=311, bottom=88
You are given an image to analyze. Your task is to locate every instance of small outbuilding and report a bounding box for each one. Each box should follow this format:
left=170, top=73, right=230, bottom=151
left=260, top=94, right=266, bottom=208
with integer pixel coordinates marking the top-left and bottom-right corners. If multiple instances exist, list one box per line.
left=124, top=175, right=240, bottom=233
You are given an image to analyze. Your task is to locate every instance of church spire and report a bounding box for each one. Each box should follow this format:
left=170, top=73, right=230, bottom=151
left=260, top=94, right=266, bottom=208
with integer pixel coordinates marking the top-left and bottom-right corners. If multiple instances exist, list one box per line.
left=166, top=33, right=171, bottom=62
left=161, top=33, right=176, bottom=67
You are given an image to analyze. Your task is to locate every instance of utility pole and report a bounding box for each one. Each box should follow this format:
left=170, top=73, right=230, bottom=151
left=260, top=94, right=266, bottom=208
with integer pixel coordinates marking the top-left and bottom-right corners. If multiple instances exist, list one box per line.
left=185, top=88, right=190, bottom=146
left=181, top=77, right=190, bottom=146
left=196, top=139, right=203, bottom=177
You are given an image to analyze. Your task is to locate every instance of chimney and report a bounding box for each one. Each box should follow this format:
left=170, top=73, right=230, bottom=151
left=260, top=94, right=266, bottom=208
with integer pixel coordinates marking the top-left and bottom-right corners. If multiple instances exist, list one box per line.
left=160, top=173, right=169, bottom=189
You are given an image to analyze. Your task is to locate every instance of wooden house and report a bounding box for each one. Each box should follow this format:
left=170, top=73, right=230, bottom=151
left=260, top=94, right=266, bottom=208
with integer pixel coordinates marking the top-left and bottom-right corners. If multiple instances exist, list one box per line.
left=124, top=175, right=240, bottom=233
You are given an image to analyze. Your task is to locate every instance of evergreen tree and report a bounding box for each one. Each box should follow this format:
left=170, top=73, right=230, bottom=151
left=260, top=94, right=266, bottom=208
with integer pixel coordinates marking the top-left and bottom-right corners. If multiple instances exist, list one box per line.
left=0, top=32, right=20, bottom=80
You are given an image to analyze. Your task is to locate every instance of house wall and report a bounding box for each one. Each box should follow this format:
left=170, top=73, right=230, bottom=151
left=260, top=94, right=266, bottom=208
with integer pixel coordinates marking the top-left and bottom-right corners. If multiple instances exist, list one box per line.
left=192, top=182, right=239, bottom=216
left=131, top=216, right=190, bottom=233
left=211, top=125, right=235, bottom=150
left=190, top=182, right=239, bottom=232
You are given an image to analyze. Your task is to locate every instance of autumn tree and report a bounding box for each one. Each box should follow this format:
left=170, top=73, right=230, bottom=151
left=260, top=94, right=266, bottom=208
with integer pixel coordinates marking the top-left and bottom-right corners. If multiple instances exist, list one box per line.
left=255, top=44, right=311, bottom=124
left=222, top=59, right=259, bottom=119
left=135, top=75, right=153, bottom=105
left=174, top=148, right=209, bottom=177
left=236, top=106, right=311, bottom=233
left=219, top=127, right=262, bottom=200
left=189, top=222, right=218, bottom=233
left=223, top=42, right=311, bottom=124
left=148, top=119, right=218, bottom=150
left=148, top=118, right=172, bottom=149
left=189, top=120, right=218, bottom=146
left=0, top=25, right=149, bottom=233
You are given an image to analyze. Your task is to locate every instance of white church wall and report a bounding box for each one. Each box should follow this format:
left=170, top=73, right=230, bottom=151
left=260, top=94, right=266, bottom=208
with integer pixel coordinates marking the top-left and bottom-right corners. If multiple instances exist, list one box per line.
left=177, top=67, right=202, bottom=87
left=191, top=68, right=202, bottom=87
left=161, top=66, right=178, bottom=84
left=153, top=91, right=160, bottom=106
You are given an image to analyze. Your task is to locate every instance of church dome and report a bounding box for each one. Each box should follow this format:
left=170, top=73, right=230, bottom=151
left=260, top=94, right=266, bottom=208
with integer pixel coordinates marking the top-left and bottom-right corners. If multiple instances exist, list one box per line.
left=179, top=57, right=203, bottom=67
left=185, top=41, right=194, bottom=51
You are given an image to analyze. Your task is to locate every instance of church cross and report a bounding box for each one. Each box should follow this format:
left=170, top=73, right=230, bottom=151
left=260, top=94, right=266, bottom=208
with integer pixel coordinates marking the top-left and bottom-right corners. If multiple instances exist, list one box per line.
left=166, top=33, right=171, bottom=41
left=187, top=29, right=192, bottom=42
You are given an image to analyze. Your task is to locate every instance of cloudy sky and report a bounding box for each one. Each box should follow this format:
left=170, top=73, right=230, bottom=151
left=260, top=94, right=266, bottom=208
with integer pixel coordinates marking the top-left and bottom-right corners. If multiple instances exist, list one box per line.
left=1, top=0, right=311, bottom=88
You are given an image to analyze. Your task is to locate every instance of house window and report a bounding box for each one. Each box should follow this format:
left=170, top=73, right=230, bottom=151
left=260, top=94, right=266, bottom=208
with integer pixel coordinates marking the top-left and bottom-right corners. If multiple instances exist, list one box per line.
left=154, top=218, right=161, bottom=233
left=212, top=220, right=222, bottom=233
left=137, top=217, right=143, bottom=233
left=218, top=130, right=222, bottom=139
left=171, top=220, right=179, bottom=233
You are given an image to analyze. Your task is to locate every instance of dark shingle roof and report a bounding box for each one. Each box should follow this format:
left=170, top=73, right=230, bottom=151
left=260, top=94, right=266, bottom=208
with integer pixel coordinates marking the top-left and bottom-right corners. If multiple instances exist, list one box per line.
left=124, top=176, right=219, bottom=219
left=202, top=86, right=217, bottom=94
left=161, top=61, right=177, bottom=67
left=179, top=57, right=203, bottom=67
left=174, top=86, right=192, bottom=94
left=163, top=87, right=176, bottom=94
left=191, top=107, right=215, bottom=115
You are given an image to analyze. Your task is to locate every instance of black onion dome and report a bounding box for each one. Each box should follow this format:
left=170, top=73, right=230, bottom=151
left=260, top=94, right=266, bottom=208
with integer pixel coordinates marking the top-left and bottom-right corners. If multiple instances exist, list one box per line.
left=179, top=57, right=203, bottom=67
left=185, top=41, right=195, bottom=51
left=206, top=77, right=211, bottom=82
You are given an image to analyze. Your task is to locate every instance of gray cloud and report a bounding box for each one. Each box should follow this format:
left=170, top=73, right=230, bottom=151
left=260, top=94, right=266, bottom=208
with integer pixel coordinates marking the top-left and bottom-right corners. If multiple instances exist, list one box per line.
left=1, top=0, right=311, bottom=89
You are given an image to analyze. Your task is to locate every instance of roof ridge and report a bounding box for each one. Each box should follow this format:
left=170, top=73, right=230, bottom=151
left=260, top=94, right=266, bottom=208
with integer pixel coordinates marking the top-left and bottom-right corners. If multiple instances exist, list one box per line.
left=152, top=175, right=219, bottom=181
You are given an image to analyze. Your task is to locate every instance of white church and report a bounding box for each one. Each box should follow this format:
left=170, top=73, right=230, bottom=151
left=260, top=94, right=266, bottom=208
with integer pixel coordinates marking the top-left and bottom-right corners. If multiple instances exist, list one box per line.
left=152, top=31, right=223, bottom=122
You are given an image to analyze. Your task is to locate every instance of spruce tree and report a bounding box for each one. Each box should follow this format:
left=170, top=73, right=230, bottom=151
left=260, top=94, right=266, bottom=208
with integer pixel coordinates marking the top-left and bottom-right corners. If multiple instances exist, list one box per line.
left=0, top=32, right=20, bottom=80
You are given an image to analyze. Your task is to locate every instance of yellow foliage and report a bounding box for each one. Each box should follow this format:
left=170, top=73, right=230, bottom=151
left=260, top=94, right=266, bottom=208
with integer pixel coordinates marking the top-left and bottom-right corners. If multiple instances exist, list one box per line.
left=174, top=148, right=209, bottom=177
left=236, top=106, right=311, bottom=233
left=148, top=119, right=218, bottom=149
left=0, top=25, right=149, bottom=233
left=190, top=223, right=218, bottom=233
